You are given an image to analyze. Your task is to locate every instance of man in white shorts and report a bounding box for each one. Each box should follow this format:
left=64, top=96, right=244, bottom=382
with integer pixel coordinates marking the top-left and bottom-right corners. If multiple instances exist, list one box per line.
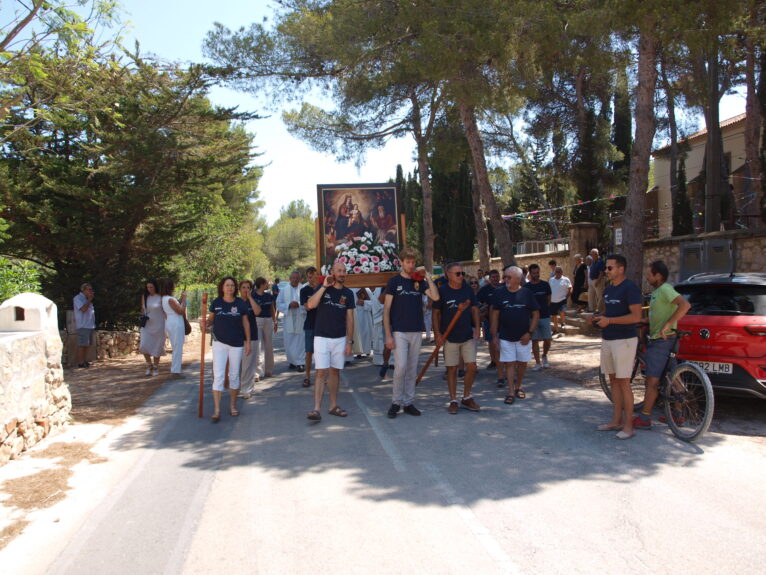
left=490, top=266, right=540, bottom=405
left=305, top=261, right=355, bottom=421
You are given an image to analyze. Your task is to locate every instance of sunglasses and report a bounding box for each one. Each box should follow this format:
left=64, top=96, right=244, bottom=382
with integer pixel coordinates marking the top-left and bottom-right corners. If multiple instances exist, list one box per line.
left=606, top=266, right=616, bottom=271
left=452, top=271, right=465, bottom=276
left=469, top=282, right=478, bottom=286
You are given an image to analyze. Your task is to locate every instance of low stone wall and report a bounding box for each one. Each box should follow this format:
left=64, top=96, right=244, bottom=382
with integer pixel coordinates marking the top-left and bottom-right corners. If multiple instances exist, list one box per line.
left=0, top=331, right=70, bottom=466
left=461, top=250, right=573, bottom=277
left=61, top=322, right=202, bottom=365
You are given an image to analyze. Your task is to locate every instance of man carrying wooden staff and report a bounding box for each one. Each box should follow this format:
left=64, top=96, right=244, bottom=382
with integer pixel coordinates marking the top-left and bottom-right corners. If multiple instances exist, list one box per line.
left=432, top=262, right=481, bottom=414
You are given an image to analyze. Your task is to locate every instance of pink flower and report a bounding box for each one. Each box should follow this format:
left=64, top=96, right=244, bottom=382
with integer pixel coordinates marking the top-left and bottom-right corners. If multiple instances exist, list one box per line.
left=393, top=259, right=400, bottom=266
left=373, top=265, right=380, bottom=273
left=371, top=255, right=380, bottom=263
left=360, top=244, right=368, bottom=251
left=382, top=254, right=389, bottom=260
left=353, top=266, right=361, bottom=273
left=360, top=256, right=369, bottom=263
left=348, top=257, right=356, bottom=265
left=340, top=256, right=348, bottom=263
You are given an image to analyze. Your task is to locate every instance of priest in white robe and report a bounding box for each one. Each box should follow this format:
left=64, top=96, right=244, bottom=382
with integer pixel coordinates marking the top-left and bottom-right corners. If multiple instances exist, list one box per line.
left=276, top=270, right=306, bottom=370
left=353, top=287, right=373, bottom=357
left=371, top=287, right=386, bottom=366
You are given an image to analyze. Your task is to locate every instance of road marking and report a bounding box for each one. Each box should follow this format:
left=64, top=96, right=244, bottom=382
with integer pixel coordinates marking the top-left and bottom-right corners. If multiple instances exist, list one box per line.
left=422, top=460, right=524, bottom=575
left=344, top=372, right=407, bottom=472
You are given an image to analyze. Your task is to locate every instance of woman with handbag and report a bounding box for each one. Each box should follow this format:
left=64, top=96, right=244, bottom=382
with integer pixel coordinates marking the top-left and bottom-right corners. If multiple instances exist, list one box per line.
left=139, top=279, right=166, bottom=376
left=161, top=279, right=187, bottom=378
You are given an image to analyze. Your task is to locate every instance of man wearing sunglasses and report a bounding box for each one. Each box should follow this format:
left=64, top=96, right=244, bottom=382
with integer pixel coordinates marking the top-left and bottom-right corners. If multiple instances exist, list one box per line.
left=593, top=254, right=643, bottom=440
left=477, top=269, right=505, bottom=384
left=433, top=263, right=481, bottom=414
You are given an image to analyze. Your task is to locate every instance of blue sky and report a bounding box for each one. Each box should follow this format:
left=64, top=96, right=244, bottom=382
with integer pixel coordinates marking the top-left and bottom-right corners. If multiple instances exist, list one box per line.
left=117, top=0, right=417, bottom=225
left=117, top=1, right=745, bottom=224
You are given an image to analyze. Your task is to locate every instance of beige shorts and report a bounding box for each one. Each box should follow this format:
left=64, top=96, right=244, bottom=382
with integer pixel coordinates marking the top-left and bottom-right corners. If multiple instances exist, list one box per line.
left=443, top=339, right=477, bottom=367
left=600, top=337, right=638, bottom=379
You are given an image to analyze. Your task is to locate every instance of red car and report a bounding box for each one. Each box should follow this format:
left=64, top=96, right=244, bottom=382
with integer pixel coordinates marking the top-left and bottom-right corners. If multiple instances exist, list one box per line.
left=675, top=272, right=766, bottom=399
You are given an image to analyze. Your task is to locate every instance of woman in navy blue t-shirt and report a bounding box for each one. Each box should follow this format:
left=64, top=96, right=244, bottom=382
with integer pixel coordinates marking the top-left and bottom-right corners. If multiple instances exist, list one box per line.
left=253, top=277, right=277, bottom=378
left=206, top=276, right=252, bottom=422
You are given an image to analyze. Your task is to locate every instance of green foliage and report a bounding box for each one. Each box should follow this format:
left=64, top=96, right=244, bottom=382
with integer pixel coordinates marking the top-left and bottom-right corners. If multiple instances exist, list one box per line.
left=0, top=54, right=259, bottom=328
left=0, top=258, right=41, bottom=302
left=264, top=209, right=315, bottom=273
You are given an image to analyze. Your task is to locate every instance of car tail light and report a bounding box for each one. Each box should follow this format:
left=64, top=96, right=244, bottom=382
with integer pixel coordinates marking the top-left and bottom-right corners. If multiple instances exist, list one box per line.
left=744, top=324, right=766, bottom=336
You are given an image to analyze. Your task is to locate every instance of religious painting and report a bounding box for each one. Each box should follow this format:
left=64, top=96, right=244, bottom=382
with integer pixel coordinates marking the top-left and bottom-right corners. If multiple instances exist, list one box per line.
left=317, top=183, right=403, bottom=275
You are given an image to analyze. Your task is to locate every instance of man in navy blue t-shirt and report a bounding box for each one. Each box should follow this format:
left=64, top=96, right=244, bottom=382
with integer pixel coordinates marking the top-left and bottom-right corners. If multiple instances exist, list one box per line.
left=490, top=266, right=539, bottom=405
left=383, top=248, right=439, bottom=418
left=477, top=269, right=504, bottom=383
left=305, top=261, right=355, bottom=421
left=300, top=266, right=321, bottom=388
left=432, top=262, right=481, bottom=414
left=592, top=254, right=643, bottom=440
left=526, top=264, right=553, bottom=371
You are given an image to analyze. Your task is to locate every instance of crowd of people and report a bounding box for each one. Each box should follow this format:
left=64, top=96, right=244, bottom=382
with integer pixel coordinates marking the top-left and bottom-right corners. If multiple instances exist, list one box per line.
left=72, top=246, right=688, bottom=440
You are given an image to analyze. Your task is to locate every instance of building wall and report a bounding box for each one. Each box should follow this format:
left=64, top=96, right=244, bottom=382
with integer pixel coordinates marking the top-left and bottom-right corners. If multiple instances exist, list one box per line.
left=655, top=118, right=749, bottom=238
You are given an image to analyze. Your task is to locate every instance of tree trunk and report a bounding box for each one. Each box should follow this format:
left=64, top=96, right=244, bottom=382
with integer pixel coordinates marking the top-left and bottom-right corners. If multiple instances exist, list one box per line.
left=703, top=50, right=723, bottom=232
left=744, top=15, right=762, bottom=226
left=660, top=50, right=680, bottom=236
left=470, top=168, right=491, bottom=270
left=410, top=94, right=435, bottom=270
left=458, top=101, right=515, bottom=266
left=623, top=28, right=658, bottom=286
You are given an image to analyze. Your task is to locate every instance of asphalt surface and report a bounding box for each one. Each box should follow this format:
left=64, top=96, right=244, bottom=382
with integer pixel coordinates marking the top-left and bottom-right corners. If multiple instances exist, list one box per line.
left=3, top=336, right=766, bottom=574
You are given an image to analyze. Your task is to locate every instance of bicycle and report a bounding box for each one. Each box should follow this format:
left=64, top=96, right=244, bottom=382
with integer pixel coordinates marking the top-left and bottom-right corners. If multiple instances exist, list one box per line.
left=599, top=329, right=714, bottom=442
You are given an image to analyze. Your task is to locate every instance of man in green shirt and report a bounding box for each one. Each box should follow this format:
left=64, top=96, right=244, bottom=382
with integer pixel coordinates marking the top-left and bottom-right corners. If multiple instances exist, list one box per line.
left=634, top=260, right=691, bottom=429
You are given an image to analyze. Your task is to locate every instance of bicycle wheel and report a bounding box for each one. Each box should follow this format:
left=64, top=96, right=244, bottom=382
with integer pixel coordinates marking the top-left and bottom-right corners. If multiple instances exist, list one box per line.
left=663, top=362, right=714, bottom=442
left=598, top=353, right=646, bottom=411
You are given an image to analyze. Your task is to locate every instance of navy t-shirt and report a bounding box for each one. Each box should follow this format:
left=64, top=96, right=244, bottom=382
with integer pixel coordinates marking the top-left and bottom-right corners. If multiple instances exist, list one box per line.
left=209, top=297, right=247, bottom=347
left=492, top=287, right=540, bottom=342
left=242, top=298, right=259, bottom=341
left=314, top=286, right=356, bottom=339
left=433, top=283, right=478, bottom=343
left=477, top=283, right=497, bottom=322
left=603, top=279, right=642, bottom=340
left=385, top=274, right=428, bottom=332
left=252, top=290, right=274, bottom=318
left=525, top=280, right=551, bottom=319
left=590, top=258, right=605, bottom=280
left=300, top=284, right=320, bottom=330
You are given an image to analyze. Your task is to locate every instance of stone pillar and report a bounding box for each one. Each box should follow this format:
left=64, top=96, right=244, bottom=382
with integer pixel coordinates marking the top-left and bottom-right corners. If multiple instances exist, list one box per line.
left=569, top=222, right=600, bottom=260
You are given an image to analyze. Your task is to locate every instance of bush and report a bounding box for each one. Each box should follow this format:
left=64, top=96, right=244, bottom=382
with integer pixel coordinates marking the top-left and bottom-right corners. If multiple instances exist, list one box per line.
left=0, top=258, right=41, bottom=302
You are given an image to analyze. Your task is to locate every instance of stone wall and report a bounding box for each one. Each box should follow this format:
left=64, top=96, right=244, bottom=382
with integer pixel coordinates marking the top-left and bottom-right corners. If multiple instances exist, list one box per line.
left=0, top=294, right=70, bottom=466
left=460, top=250, right=575, bottom=278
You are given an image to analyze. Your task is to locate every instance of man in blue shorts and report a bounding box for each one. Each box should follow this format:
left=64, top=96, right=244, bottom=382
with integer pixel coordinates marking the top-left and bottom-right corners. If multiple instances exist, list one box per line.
left=490, top=266, right=539, bottom=404
left=633, top=260, right=691, bottom=429
left=525, top=264, right=552, bottom=371
left=593, top=254, right=643, bottom=439
left=477, top=269, right=504, bottom=384
left=305, top=261, right=355, bottom=421
left=300, top=266, right=321, bottom=388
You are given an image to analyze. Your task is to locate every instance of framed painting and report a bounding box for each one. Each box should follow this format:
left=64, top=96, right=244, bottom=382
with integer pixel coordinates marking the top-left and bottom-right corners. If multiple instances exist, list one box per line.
left=316, top=183, right=404, bottom=287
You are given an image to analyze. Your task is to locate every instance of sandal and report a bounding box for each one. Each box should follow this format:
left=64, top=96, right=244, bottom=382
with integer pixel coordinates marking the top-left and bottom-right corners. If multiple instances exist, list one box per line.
left=328, top=406, right=348, bottom=417
left=230, top=409, right=239, bottom=417
left=515, top=388, right=526, bottom=399
left=211, top=413, right=221, bottom=423
left=504, top=395, right=515, bottom=405
left=307, top=410, right=321, bottom=421
left=596, top=424, right=623, bottom=431
left=302, top=378, right=310, bottom=387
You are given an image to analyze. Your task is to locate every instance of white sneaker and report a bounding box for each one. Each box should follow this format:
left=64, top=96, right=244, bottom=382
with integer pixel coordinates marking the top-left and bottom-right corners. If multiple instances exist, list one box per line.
left=152, top=367, right=159, bottom=376
left=145, top=366, right=152, bottom=376
left=530, top=363, right=543, bottom=372
left=542, top=356, right=551, bottom=368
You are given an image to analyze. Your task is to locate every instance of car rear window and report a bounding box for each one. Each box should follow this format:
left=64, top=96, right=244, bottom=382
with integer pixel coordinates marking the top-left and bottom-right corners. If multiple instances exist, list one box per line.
left=677, top=284, right=766, bottom=316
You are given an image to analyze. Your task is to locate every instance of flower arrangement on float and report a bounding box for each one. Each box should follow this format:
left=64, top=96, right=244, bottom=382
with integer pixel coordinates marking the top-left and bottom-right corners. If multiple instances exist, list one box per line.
left=320, top=231, right=401, bottom=275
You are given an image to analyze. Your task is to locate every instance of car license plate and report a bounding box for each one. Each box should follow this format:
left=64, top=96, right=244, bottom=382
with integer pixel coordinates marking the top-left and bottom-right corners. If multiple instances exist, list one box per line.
left=691, top=361, right=733, bottom=375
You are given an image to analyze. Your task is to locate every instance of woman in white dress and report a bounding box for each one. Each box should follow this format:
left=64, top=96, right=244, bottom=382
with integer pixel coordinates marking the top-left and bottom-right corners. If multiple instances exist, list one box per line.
left=139, top=279, right=166, bottom=376
left=161, top=279, right=187, bottom=378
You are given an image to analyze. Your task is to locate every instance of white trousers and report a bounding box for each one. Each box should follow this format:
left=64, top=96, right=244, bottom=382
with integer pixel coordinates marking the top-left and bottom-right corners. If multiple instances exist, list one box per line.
left=392, top=331, right=422, bottom=406
left=372, top=322, right=385, bottom=365
left=165, top=315, right=185, bottom=374
left=212, top=340, right=243, bottom=391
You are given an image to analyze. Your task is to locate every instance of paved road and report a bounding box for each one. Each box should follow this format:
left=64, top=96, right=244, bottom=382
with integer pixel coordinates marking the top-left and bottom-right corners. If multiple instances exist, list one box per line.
left=3, top=340, right=766, bottom=574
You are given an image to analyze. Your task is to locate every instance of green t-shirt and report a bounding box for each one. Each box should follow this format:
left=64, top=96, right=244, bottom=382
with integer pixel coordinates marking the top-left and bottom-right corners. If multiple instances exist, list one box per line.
left=649, top=282, right=681, bottom=339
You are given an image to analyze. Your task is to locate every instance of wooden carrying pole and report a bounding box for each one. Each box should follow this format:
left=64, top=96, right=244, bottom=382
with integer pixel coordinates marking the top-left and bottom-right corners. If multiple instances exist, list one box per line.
left=416, top=300, right=471, bottom=385
left=198, top=292, right=208, bottom=418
